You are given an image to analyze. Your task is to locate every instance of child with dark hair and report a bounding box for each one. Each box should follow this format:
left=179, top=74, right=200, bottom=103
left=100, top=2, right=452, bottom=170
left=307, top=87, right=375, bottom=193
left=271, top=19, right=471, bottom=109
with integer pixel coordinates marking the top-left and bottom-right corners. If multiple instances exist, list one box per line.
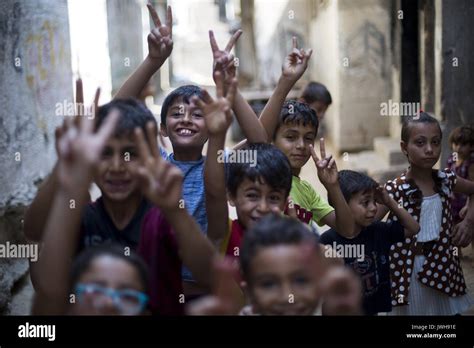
left=24, top=82, right=158, bottom=254
left=114, top=5, right=268, bottom=295
left=31, top=88, right=218, bottom=316
left=234, top=39, right=351, bottom=234
left=378, top=112, right=474, bottom=315
left=187, top=214, right=362, bottom=316
left=319, top=170, right=420, bottom=315
left=299, top=81, right=332, bottom=122
left=446, top=125, right=474, bottom=261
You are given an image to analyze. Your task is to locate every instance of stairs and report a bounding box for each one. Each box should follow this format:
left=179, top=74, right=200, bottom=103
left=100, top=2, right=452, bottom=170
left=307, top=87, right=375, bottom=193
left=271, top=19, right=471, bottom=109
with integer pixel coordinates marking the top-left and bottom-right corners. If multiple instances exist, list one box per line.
left=340, top=136, right=408, bottom=183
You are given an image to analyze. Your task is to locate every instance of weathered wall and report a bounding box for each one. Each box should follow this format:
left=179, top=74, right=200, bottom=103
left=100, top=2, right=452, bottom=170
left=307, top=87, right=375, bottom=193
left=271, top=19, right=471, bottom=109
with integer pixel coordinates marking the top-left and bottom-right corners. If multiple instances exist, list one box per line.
left=0, top=0, right=72, bottom=313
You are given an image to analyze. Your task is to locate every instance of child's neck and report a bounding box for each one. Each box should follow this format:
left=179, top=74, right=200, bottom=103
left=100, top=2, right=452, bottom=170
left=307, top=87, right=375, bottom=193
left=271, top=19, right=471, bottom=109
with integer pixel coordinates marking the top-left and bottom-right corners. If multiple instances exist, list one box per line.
left=406, top=165, right=436, bottom=195
left=292, top=168, right=301, bottom=177
left=102, top=192, right=143, bottom=230
left=172, top=147, right=203, bottom=161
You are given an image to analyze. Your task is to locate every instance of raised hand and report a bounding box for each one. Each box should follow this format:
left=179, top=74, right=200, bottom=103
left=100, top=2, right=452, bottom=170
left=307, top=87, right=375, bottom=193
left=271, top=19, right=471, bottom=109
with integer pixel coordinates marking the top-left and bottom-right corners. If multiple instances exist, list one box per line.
left=190, top=71, right=237, bottom=136
left=374, top=185, right=392, bottom=206
left=282, top=37, right=313, bottom=83
left=56, top=81, right=119, bottom=192
left=134, top=122, right=183, bottom=211
left=309, top=138, right=338, bottom=187
left=146, top=2, right=173, bottom=61
left=209, top=29, right=242, bottom=86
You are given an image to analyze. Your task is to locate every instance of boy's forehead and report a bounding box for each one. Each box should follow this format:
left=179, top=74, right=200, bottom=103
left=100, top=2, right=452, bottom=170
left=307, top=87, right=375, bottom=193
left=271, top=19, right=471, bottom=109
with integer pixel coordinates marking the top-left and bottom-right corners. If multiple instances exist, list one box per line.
left=249, top=243, right=321, bottom=275
left=240, top=177, right=285, bottom=193
left=278, top=121, right=317, bottom=134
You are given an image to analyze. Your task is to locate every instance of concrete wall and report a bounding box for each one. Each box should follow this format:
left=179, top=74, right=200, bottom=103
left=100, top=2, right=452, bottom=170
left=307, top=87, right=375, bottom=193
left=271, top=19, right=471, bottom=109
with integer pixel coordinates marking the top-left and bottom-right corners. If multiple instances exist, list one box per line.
left=0, top=0, right=72, bottom=313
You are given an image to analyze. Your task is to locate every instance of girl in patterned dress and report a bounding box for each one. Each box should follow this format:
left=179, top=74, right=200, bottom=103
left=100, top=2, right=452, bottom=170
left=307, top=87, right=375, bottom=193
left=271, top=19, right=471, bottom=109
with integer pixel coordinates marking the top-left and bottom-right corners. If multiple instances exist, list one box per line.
left=377, top=113, right=474, bottom=315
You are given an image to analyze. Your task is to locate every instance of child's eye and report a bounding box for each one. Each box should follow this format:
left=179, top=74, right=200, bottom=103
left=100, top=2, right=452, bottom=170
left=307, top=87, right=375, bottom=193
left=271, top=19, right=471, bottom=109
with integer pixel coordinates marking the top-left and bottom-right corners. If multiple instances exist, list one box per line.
left=259, top=280, right=277, bottom=289
left=192, top=112, right=203, bottom=118
left=293, top=276, right=309, bottom=286
left=269, top=195, right=282, bottom=202
left=285, top=135, right=295, bottom=140
left=246, top=193, right=258, bottom=199
left=171, top=112, right=182, bottom=118
left=432, top=139, right=441, bottom=146
left=305, top=137, right=315, bottom=142
left=101, top=148, right=113, bottom=158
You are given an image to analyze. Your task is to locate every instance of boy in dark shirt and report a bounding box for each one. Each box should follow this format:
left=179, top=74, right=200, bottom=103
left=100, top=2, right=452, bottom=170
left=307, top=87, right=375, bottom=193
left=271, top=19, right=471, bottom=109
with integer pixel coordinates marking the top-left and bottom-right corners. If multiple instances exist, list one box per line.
left=319, top=170, right=420, bottom=315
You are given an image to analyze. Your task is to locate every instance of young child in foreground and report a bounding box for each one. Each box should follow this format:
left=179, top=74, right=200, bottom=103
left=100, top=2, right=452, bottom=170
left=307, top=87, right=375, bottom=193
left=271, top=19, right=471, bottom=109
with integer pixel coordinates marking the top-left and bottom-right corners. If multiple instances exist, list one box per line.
left=319, top=170, right=420, bottom=315
left=187, top=214, right=362, bottom=316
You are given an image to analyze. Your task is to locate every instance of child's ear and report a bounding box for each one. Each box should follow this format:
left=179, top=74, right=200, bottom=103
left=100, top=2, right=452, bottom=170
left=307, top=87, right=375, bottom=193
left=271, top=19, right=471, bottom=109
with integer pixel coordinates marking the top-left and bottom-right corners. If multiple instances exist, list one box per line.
left=227, top=192, right=236, bottom=207
left=160, top=123, right=169, bottom=138
left=400, top=140, right=408, bottom=157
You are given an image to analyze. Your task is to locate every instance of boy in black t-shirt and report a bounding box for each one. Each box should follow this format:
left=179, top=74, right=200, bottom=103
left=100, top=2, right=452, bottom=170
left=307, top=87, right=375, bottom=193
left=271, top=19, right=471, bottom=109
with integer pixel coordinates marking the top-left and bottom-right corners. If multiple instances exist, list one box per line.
left=319, top=170, right=420, bottom=315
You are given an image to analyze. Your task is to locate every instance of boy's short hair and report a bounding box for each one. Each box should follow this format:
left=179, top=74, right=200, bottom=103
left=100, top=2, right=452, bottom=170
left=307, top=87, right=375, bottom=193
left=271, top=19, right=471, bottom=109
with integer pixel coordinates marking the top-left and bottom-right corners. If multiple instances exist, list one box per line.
left=338, top=170, right=378, bottom=203
left=240, top=214, right=319, bottom=280
left=160, top=85, right=203, bottom=126
left=70, top=244, right=149, bottom=293
left=96, top=98, right=157, bottom=139
left=448, top=125, right=474, bottom=146
left=226, top=143, right=292, bottom=198
left=274, top=100, right=319, bottom=139
left=300, top=81, right=332, bottom=106
left=401, top=112, right=442, bottom=143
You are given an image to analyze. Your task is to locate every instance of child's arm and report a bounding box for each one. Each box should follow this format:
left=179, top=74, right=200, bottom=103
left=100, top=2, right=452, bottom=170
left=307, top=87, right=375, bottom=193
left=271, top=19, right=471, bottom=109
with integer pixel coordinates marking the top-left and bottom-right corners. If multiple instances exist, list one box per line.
left=258, top=38, right=313, bottom=141
left=452, top=176, right=474, bottom=246
left=374, top=186, right=420, bottom=237
left=309, top=139, right=356, bottom=237
left=24, top=79, right=91, bottom=242
left=32, top=93, right=119, bottom=315
left=208, top=30, right=267, bottom=145
left=190, top=72, right=237, bottom=246
left=133, top=123, right=216, bottom=288
left=114, top=3, right=173, bottom=99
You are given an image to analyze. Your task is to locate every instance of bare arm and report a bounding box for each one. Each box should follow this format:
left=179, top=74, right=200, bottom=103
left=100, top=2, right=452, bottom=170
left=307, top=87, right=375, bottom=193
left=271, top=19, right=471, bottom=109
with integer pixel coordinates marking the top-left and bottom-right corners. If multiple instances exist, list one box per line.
left=32, top=91, right=119, bottom=315
left=208, top=30, right=267, bottom=145
left=114, top=4, right=173, bottom=99
left=310, top=139, right=356, bottom=237
left=375, top=187, right=420, bottom=237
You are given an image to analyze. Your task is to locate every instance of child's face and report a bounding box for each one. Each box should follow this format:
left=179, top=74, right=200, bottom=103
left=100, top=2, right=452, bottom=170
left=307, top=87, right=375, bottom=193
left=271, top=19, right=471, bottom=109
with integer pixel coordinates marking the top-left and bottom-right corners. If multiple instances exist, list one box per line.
left=72, top=255, right=145, bottom=315
left=309, top=101, right=329, bottom=121
left=273, top=122, right=317, bottom=172
left=452, top=142, right=473, bottom=160
left=94, top=135, right=141, bottom=202
left=245, top=243, right=324, bottom=315
left=229, top=177, right=287, bottom=230
left=161, top=97, right=208, bottom=152
left=401, top=123, right=442, bottom=169
left=348, top=190, right=378, bottom=228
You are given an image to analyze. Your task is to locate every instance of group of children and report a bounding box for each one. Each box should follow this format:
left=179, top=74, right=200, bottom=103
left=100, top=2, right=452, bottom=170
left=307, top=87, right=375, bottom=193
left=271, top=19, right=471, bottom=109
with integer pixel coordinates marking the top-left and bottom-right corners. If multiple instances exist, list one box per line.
left=23, top=2, right=474, bottom=316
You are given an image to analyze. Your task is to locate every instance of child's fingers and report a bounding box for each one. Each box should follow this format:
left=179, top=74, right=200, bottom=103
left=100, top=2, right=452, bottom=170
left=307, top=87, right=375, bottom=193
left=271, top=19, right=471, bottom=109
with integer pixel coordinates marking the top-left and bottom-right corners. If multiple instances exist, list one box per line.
left=328, top=157, right=336, bottom=169
left=146, top=122, right=160, bottom=160
left=147, top=2, right=162, bottom=28
left=75, top=78, right=84, bottom=107
left=135, top=127, right=152, bottom=163
left=224, top=29, right=242, bottom=52
left=214, top=71, right=225, bottom=98
left=166, top=5, right=173, bottom=36
left=96, top=109, right=119, bottom=145
left=309, top=144, right=320, bottom=163
left=292, top=36, right=298, bottom=50
left=319, top=138, right=326, bottom=159
left=209, top=30, right=219, bottom=53
left=148, top=32, right=161, bottom=47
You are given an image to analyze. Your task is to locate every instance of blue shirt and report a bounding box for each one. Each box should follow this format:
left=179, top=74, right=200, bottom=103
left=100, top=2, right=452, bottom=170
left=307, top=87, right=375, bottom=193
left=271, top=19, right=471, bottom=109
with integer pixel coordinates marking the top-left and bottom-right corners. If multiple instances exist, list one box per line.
left=162, top=149, right=207, bottom=282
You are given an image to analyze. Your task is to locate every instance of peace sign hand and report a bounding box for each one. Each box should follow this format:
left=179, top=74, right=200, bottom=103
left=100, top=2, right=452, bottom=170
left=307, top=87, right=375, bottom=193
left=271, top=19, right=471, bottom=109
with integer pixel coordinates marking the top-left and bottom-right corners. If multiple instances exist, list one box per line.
left=146, top=2, right=173, bottom=61
left=209, top=29, right=242, bottom=86
left=282, top=37, right=313, bottom=83
left=309, top=138, right=338, bottom=187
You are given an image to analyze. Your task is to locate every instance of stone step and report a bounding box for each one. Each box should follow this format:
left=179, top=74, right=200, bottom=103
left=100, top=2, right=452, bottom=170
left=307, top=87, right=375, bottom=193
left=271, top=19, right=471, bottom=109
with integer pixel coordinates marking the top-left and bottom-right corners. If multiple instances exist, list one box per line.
left=373, top=136, right=407, bottom=166
left=340, top=150, right=406, bottom=183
